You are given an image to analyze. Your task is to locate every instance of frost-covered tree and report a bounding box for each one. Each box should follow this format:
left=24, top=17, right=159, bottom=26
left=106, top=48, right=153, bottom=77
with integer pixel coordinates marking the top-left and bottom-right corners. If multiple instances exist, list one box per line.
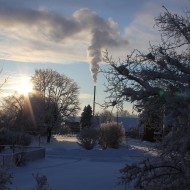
left=99, top=110, right=114, bottom=124
left=104, top=6, right=190, bottom=130
left=0, top=93, right=24, bottom=130
left=104, top=6, right=190, bottom=189
left=0, top=92, right=57, bottom=134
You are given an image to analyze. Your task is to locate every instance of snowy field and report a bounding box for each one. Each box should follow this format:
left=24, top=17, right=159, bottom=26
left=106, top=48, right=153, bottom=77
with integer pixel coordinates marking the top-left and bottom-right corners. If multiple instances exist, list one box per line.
left=11, top=135, right=156, bottom=190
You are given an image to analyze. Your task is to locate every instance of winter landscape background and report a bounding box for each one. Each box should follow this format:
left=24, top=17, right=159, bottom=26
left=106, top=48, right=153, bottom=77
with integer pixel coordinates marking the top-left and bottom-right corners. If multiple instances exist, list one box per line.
left=0, top=0, right=190, bottom=189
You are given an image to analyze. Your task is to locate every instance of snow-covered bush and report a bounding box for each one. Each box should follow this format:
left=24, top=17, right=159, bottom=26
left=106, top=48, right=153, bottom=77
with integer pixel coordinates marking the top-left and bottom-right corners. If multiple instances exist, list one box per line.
left=99, top=122, right=125, bottom=149
left=119, top=126, right=190, bottom=190
left=77, top=128, right=99, bottom=150
left=0, top=168, right=12, bottom=190
left=119, top=155, right=190, bottom=190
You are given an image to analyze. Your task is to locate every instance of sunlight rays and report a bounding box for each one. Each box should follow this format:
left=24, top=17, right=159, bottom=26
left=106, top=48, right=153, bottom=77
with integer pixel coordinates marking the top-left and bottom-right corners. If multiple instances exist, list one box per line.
left=15, top=76, right=33, bottom=95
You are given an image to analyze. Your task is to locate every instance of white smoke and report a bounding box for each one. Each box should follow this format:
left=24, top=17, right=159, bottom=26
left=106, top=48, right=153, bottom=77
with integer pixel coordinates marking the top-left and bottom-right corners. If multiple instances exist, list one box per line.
left=88, top=47, right=101, bottom=84
left=87, top=19, right=126, bottom=84
left=87, top=29, right=102, bottom=84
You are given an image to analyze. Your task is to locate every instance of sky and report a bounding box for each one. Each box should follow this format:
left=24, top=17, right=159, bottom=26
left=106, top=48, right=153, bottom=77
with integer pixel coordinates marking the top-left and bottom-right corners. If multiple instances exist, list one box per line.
left=0, top=0, right=189, bottom=115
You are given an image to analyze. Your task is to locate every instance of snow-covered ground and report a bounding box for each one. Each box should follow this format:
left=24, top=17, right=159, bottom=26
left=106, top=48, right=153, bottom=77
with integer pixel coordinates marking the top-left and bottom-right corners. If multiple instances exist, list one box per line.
left=11, top=135, right=156, bottom=190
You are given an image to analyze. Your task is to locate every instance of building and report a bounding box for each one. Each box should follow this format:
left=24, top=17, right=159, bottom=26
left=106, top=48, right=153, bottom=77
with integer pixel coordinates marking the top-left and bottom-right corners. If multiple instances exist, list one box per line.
left=64, top=117, right=80, bottom=133
left=114, top=117, right=139, bottom=131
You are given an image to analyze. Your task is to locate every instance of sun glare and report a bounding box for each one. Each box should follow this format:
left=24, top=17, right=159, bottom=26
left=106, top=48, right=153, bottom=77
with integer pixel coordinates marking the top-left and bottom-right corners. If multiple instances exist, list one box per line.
left=16, top=78, right=33, bottom=95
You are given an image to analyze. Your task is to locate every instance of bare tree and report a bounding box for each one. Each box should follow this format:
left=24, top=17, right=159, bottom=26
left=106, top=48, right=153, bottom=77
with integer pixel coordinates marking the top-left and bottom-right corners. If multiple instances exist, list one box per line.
left=117, top=103, right=130, bottom=117
left=0, top=92, right=44, bottom=132
left=99, top=110, right=114, bottom=124
left=104, top=6, right=190, bottom=190
left=32, top=69, right=80, bottom=125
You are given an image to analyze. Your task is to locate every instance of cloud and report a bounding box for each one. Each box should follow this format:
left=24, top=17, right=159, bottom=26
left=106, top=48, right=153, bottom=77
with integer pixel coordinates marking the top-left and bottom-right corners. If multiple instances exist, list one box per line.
left=0, top=6, right=127, bottom=83
left=123, top=1, right=190, bottom=53
left=79, top=93, right=93, bottom=99
left=124, top=3, right=161, bottom=52
left=0, top=6, right=81, bottom=47
left=0, top=7, right=125, bottom=56
left=1, top=2, right=186, bottom=82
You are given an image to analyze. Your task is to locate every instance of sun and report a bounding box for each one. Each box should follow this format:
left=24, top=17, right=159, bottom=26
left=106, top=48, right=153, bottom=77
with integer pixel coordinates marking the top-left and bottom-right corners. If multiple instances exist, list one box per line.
left=16, top=78, right=33, bottom=95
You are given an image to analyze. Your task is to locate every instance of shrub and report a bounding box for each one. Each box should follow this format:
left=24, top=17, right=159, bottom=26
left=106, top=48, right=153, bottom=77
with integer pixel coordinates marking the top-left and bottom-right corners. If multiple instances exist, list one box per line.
left=0, top=168, right=12, bottom=190
left=99, top=122, right=125, bottom=149
left=0, top=130, right=31, bottom=147
left=127, top=125, right=141, bottom=139
left=77, top=128, right=99, bottom=150
left=32, top=173, right=51, bottom=190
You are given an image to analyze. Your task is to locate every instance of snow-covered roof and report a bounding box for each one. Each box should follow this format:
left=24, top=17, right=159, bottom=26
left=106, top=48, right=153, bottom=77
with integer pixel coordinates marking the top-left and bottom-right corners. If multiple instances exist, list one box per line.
left=64, top=117, right=80, bottom=123
left=114, top=117, right=139, bottom=130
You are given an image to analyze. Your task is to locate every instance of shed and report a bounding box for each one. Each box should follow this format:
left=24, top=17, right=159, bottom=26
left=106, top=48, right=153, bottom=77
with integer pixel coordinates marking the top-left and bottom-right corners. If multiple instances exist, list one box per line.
left=64, top=117, right=80, bottom=133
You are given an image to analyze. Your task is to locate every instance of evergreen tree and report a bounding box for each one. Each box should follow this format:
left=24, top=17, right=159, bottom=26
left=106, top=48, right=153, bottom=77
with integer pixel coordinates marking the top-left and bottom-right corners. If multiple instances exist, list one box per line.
left=80, top=105, right=93, bottom=129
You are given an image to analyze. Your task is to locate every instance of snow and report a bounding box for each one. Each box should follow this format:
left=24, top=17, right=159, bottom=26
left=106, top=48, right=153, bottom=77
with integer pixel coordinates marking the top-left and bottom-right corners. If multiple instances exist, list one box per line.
left=10, top=135, right=156, bottom=190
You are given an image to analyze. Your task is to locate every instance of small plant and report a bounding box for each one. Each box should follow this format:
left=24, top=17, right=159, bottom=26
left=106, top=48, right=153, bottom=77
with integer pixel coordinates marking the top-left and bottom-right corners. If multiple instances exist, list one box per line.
left=99, top=122, right=125, bottom=149
left=15, top=152, right=26, bottom=167
left=31, top=173, right=51, bottom=190
left=77, top=128, right=99, bottom=150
